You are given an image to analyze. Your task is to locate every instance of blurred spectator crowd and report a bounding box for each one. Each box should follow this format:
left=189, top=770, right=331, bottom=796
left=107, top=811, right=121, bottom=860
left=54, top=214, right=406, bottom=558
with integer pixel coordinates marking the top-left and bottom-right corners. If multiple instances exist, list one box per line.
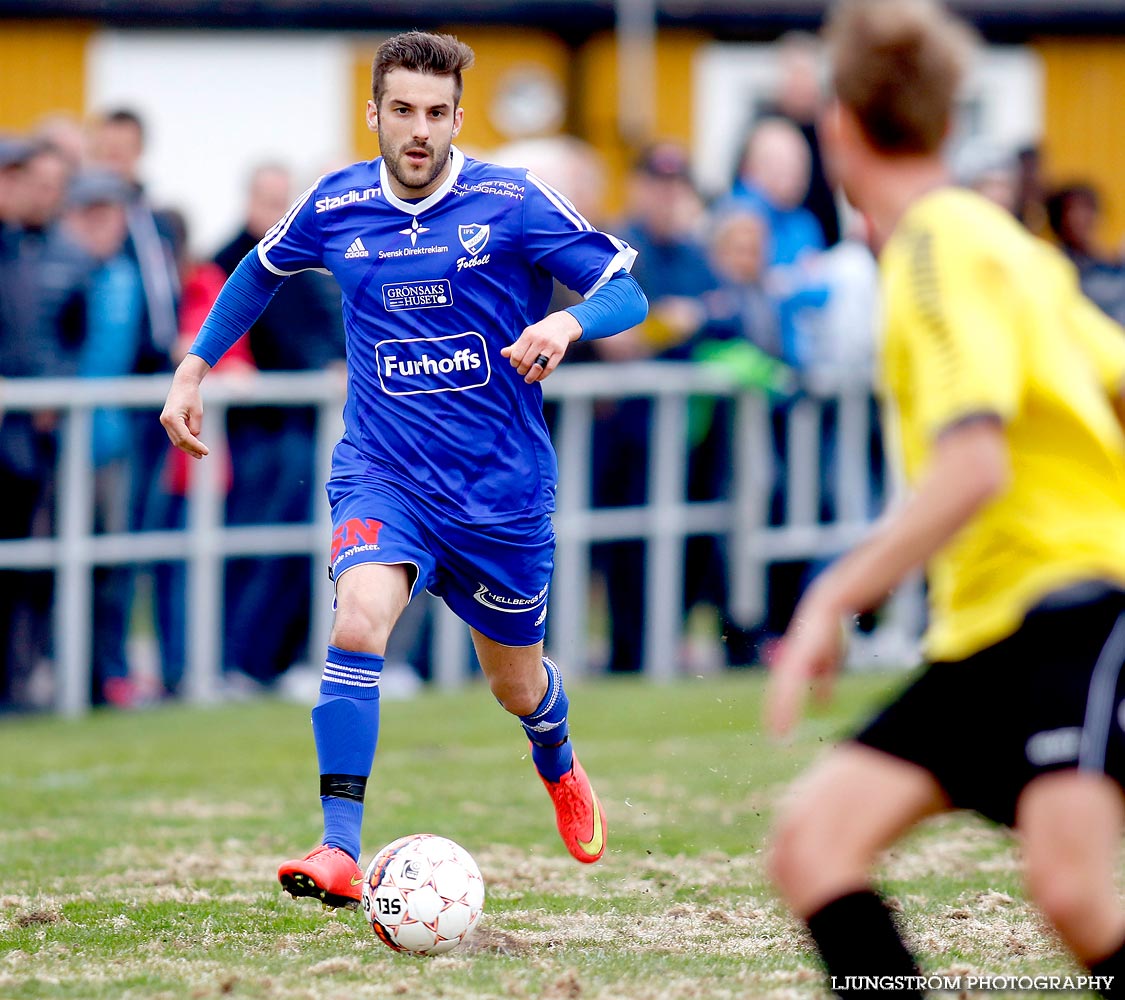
left=0, top=109, right=345, bottom=712
left=3, top=32, right=1125, bottom=711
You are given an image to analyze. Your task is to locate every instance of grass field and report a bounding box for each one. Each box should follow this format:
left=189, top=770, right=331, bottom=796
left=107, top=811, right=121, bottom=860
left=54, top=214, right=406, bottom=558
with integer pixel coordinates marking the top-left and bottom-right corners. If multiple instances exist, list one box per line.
left=0, top=671, right=1105, bottom=999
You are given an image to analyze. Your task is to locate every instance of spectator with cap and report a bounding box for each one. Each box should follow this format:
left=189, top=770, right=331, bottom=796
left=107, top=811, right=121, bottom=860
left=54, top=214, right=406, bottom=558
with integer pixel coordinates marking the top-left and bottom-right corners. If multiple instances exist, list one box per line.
left=56, top=168, right=147, bottom=706
left=0, top=137, right=88, bottom=711
left=89, top=109, right=184, bottom=698
left=88, top=109, right=182, bottom=558
left=14, top=141, right=73, bottom=239
left=88, top=109, right=179, bottom=373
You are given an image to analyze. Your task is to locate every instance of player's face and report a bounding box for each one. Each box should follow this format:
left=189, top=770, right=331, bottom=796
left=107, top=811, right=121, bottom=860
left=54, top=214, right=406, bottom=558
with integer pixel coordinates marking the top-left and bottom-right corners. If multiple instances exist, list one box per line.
left=368, top=69, right=463, bottom=199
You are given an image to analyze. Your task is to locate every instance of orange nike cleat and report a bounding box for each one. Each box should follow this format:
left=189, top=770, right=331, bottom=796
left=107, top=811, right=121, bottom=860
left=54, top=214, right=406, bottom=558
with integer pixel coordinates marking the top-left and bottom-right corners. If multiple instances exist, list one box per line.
left=539, top=752, right=607, bottom=864
left=277, top=844, right=363, bottom=910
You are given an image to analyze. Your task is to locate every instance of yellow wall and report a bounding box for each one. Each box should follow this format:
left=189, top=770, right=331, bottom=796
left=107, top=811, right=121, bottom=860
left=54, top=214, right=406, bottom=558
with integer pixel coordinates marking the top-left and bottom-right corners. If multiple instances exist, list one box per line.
left=1035, top=37, right=1125, bottom=246
left=349, top=27, right=707, bottom=216
left=351, top=28, right=571, bottom=161
left=0, top=21, right=90, bottom=132
left=576, top=29, right=708, bottom=213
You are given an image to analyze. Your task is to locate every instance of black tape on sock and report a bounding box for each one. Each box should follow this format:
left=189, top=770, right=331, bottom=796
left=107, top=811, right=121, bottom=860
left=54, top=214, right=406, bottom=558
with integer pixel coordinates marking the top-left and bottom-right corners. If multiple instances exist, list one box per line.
left=320, top=773, right=368, bottom=802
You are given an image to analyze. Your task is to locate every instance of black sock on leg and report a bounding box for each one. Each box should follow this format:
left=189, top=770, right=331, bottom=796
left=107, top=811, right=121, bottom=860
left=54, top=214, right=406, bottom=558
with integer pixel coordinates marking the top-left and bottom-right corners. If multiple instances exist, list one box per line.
left=805, top=889, right=922, bottom=998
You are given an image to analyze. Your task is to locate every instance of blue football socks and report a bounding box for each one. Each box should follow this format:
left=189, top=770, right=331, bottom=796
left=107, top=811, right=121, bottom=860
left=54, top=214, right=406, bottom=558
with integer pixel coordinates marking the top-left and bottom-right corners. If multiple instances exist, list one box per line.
left=519, top=656, right=573, bottom=782
left=312, top=645, right=382, bottom=862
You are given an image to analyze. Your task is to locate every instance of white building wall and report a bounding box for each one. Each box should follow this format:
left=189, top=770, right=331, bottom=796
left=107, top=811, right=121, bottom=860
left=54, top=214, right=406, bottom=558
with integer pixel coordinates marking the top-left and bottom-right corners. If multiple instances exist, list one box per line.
left=87, top=30, right=356, bottom=256
left=692, top=42, right=1044, bottom=201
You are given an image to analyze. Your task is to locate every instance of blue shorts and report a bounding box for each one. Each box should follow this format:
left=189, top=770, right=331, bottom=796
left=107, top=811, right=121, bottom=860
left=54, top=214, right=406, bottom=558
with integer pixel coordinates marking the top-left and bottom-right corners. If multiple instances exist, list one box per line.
left=327, top=477, right=554, bottom=647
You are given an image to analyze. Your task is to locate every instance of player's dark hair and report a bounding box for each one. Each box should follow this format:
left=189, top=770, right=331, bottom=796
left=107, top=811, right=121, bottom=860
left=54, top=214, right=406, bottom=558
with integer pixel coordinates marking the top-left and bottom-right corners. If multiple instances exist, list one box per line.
left=824, top=0, right=974, bottom=155
left=371, top=31, right=475, bottom=109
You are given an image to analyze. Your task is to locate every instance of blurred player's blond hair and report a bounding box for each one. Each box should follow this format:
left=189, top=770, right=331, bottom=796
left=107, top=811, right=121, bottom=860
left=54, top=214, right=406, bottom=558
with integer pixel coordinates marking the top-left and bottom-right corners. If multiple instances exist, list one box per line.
left=825, top=0, right=976, bottom=155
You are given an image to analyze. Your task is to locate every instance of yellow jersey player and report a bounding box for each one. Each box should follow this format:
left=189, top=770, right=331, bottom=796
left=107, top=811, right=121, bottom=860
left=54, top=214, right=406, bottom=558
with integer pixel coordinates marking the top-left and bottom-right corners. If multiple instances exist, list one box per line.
left=765, top=1, right=1125, bottom=996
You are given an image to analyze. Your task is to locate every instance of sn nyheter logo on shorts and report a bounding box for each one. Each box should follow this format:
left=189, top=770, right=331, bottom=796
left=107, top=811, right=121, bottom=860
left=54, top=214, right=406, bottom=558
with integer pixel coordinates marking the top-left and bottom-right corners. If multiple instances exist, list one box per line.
left=331, top=517, right=383, bottom=565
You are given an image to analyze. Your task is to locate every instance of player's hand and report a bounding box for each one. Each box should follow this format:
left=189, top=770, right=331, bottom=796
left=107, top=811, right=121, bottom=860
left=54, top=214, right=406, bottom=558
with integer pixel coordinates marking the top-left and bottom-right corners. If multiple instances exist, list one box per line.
left=765, top=595, right=847, bottom=740
left=501, top=310, right=582, bottom=384
left=160, top=357, right=211, bottom=459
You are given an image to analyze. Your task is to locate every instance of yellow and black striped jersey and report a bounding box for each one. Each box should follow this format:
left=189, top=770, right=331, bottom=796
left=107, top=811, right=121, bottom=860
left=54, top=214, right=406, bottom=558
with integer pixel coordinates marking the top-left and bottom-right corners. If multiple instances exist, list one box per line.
left=880, top=186, right=1125, bottom=661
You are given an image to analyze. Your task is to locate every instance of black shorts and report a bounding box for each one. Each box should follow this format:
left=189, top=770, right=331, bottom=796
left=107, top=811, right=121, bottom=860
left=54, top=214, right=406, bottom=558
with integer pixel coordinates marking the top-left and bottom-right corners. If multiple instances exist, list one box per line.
left=854, top=585, right=1125, bottom=827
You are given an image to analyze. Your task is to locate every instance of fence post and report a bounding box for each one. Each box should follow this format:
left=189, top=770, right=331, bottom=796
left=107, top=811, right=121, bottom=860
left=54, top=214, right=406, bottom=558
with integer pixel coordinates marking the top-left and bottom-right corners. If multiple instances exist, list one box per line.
left=433, top=603, right=469, bottom=688
left=308, top=396, right=343, bottom=676
left=183, top=402, right=226, bottom=703
left=786, top=397, right=820, bottom=528
left=729, top=391, right=773, bottom=628
left=550, top=394, right=594, bottom=675
left=835, top=385, right=871, bottom=525
left=643, top=392, right=688, bottom=680
left=55, top=407, right=94, bottom=718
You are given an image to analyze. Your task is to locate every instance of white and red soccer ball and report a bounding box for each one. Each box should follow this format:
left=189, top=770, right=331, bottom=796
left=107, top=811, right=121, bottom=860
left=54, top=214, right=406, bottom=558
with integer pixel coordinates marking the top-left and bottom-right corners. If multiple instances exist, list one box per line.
left=361, top=833, right=485, bottom=955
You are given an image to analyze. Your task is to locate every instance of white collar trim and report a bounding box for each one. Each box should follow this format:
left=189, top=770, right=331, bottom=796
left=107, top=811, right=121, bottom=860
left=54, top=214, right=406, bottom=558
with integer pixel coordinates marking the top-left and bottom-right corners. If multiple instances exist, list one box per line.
left=379, top=146, right=465, bottom=216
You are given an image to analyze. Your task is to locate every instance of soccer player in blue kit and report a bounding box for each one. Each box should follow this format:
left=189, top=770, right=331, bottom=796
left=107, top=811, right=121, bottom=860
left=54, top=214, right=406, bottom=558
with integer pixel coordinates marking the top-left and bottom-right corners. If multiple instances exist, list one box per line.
left=161, top=31, right=648, bottom=909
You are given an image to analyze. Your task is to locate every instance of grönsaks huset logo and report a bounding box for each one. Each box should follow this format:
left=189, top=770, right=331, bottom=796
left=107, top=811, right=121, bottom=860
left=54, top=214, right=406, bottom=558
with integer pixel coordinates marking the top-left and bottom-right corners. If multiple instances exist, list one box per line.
left=375, top=331, right=491, bottom=396
left=382, top=279, right=454, bottom=312
left=457, top=223, right=490, bottom=257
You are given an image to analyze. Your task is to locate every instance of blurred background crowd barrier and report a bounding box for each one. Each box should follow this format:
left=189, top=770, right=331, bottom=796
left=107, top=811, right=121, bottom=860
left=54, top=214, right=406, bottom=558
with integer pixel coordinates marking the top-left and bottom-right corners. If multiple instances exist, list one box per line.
left=0, top=364, right=919, bottom=717
left=2, top=0, right=1124, bottom=713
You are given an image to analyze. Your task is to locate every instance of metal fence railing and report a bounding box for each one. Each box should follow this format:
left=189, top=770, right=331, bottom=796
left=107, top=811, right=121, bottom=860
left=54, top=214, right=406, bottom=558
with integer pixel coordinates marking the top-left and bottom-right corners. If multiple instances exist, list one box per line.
left=0, top=364, right=923, bottom=716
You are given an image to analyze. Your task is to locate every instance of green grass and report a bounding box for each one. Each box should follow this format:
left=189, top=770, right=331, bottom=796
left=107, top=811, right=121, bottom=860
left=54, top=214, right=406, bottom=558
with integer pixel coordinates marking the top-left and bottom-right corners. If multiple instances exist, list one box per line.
left=0, top=672, right=1100, bottom=998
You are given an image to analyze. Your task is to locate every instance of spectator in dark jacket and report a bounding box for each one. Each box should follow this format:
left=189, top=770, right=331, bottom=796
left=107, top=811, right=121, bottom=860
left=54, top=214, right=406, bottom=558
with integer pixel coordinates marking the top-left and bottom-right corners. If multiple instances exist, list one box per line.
left=0, top=139, right=87, bottom=710
left=1046, top=182, right=1125, bottom=329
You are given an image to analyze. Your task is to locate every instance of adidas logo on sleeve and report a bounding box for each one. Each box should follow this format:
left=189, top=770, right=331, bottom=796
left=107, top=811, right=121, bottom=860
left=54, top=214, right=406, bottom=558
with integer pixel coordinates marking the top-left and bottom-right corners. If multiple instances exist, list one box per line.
left=345, top=237, right=369, bottom=259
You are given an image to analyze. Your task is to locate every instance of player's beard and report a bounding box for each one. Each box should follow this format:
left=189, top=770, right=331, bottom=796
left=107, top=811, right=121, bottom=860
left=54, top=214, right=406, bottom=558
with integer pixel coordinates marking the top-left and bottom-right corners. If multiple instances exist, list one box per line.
left=379, top=129, right=453, bottom=192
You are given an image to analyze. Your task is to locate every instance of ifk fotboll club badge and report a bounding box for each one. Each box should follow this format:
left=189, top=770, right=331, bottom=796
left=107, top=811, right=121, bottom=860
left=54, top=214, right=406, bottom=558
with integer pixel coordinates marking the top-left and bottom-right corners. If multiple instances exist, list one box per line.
left=457, top=224, right=490, bottom=257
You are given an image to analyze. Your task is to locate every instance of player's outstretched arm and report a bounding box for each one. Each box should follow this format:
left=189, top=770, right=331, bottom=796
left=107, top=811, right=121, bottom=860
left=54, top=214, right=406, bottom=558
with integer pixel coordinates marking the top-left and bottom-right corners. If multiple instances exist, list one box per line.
left=160, top=353, right=212, bottom=459
left=766, top=415, right=1010, bottom=738
left=160, top=250, right=289, bottom=454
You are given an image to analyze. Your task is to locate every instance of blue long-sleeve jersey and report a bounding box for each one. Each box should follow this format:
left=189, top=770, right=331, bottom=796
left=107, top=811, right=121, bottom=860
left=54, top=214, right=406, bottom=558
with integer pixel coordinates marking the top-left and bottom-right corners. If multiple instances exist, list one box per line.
left=190, top=147, right=645, bottom=521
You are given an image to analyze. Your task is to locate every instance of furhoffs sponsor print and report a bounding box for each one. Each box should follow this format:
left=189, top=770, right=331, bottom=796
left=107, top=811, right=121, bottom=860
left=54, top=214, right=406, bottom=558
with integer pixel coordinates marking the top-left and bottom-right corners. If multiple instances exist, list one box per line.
left=375, top=332, right=490, bottom=396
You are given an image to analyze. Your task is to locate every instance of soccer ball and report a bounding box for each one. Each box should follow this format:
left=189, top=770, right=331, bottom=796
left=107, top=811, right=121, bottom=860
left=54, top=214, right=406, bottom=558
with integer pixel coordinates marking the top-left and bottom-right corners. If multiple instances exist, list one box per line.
left=361, top=833, right=485, bottom=955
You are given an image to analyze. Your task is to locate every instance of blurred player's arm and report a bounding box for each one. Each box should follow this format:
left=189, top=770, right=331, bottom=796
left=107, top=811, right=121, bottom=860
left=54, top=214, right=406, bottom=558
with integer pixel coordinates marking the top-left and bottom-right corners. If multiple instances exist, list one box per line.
left=503, top=270, right=648, bottom=383
left=160, top=251, right=287, bottom=457
left=1069, top=294, right=1125, bottom=430
left=768, top=217, right=1018, bottom=736
left=766, top=414, right=1009, bottom=738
